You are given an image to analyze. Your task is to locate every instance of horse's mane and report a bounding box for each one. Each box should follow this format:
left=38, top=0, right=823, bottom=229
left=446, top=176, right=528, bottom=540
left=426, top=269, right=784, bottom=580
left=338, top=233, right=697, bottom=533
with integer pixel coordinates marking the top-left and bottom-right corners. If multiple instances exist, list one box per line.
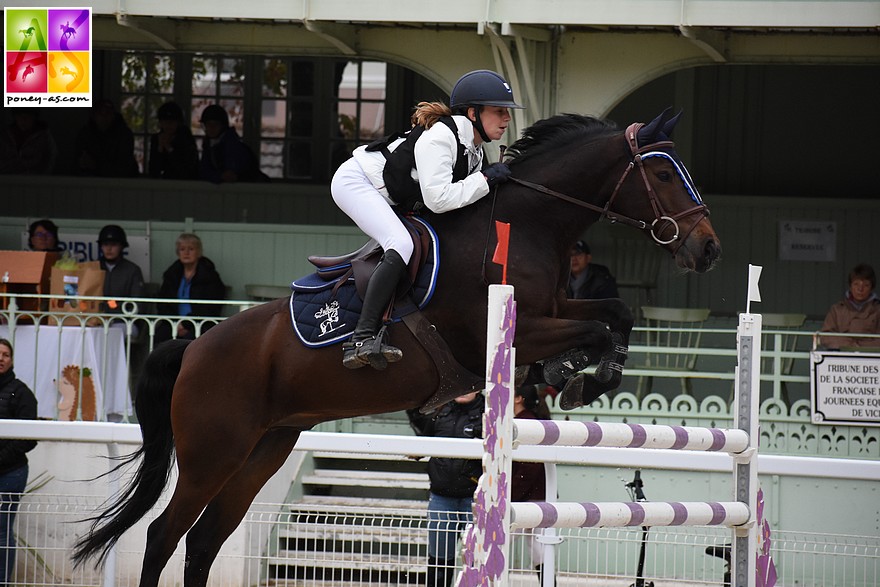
left=504, top=114, right=618, bottom=164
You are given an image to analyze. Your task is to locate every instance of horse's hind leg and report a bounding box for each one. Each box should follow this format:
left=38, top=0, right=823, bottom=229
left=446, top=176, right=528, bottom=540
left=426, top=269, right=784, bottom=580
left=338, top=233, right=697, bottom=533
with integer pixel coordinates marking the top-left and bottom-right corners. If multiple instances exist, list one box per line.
left=183, top=428, right=302, bottom=587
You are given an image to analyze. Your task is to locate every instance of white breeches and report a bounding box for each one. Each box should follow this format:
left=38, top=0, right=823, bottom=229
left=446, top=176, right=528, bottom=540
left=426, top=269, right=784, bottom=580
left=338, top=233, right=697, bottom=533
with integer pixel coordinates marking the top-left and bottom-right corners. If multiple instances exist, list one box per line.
left=331, top=157, right=414, bottom=264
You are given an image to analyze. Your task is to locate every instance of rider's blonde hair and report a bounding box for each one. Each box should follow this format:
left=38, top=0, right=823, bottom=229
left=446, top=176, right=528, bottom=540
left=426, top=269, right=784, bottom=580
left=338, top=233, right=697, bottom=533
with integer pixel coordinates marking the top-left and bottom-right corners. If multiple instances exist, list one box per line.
left=411, top=102, right=453, bottom=129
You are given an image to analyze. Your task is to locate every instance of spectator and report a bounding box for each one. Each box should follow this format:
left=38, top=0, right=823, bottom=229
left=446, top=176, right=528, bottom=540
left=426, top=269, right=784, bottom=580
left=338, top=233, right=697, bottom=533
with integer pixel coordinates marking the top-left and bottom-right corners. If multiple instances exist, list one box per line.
left=0, top=108, right=57, bottom=174
left=27, top=218, right=62, bottom=252
left=566, top=240, right=619, bottom=300
left=74, top=99, right=139, bottom=177
left=156, top=233, right=225, bottom=343
left=407, top=387, right=549, bottom=586
left=820, top=263, right=880, bottom=349
left=148, top=101, right=199, bottom=180
left=407, top=391, right=484, bottom=587
left=198, top=104, right=267, bottom=184
left=97, top=225, right=144, bottom=314
left=510, top=385, right=553, bottom=585
left=0, top=338, right=38, bottom=586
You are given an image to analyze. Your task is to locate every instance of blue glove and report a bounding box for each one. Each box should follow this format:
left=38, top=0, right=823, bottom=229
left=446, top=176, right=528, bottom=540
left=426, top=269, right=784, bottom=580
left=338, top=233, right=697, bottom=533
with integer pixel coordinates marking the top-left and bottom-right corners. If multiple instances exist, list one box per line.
left=483, top=162, right=511, bottom=188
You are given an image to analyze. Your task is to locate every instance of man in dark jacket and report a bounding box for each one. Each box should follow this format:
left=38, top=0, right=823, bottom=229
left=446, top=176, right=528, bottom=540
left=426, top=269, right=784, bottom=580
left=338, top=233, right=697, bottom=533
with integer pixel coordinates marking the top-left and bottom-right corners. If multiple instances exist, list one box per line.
left=566, top=240, right=619, bottom=300
left=407, top=392, right=484, bottom=587
left=0, top=338, right=38, bottom=585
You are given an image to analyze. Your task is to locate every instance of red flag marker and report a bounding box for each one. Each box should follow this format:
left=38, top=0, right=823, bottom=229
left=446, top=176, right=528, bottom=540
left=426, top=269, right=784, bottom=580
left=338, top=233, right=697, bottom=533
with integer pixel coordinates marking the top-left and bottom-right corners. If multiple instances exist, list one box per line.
left=492, top=220, right=510, bottom=284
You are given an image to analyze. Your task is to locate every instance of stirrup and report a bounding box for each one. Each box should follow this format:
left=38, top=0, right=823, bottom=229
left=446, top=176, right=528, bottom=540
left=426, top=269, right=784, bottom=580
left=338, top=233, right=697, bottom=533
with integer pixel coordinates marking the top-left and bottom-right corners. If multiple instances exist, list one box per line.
left=342, top=331, right=403, bottom=371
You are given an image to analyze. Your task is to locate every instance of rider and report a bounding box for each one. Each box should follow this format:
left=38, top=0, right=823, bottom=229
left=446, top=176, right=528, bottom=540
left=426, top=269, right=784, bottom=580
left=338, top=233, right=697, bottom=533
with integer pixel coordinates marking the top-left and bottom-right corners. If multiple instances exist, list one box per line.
left=332, top=70, right=523, bottom=370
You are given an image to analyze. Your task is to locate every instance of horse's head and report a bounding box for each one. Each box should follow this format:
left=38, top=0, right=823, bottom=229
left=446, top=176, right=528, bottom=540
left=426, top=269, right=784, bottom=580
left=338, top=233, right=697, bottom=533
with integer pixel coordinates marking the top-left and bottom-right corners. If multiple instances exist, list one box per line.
left=610, top=108, right=721, bottom=273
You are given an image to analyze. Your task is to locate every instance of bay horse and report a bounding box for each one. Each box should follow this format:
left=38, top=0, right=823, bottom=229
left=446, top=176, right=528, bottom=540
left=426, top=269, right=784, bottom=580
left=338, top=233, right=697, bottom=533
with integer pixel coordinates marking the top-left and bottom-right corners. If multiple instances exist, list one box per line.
left=73, top=109, right=721, bottom=586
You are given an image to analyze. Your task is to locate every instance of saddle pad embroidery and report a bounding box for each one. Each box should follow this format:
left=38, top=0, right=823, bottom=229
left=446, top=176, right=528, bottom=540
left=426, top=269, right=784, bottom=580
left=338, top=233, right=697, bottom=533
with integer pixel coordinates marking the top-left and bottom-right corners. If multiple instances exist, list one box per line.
left=289, top=216, right=439, bottom=348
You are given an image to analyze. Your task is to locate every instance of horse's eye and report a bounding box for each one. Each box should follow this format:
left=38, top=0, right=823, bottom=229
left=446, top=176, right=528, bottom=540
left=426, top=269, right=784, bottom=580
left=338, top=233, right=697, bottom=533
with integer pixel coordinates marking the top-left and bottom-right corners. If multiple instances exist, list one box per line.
left=657, top=171, right=672, bottom=182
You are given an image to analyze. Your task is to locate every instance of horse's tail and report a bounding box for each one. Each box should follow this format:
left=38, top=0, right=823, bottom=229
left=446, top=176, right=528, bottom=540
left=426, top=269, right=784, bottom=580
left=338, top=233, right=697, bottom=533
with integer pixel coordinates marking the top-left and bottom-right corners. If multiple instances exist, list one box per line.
left=72, top=339, right=191, bottom=567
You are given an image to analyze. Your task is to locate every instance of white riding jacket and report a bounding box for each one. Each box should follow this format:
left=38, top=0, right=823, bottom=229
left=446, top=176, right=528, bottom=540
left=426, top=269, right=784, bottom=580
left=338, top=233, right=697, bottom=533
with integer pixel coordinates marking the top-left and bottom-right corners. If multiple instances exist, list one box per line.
left=351, top=114, right=489, bottom=214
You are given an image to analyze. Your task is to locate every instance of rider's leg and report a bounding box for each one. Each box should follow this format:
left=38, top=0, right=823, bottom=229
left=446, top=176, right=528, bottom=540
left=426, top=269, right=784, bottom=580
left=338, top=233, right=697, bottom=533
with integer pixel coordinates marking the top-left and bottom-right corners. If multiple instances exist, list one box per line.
left=342, top=249, right=407, bottom=369
left=331, top=158, right=413, bottom=370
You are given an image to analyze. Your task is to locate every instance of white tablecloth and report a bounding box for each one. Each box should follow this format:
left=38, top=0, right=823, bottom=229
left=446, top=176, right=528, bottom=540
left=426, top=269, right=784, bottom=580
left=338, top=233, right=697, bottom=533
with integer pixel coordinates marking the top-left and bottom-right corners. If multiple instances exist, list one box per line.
left=0, top=324, right=131, bottom=420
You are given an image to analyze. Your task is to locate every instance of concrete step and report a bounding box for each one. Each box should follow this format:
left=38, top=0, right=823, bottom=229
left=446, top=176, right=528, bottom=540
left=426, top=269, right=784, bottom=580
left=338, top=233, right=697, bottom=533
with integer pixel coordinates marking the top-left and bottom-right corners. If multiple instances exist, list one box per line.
left=302, top=469, right=429, bottom=490
left=266, top=549, right=425, bottom=574
left=296, top=494, right=428, bottom=511
left=276, top=522, right=428, bottom=546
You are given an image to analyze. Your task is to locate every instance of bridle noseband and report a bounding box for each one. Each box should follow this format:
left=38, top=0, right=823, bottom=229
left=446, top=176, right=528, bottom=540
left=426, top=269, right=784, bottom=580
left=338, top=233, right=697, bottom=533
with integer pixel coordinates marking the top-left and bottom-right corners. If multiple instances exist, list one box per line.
left=508, top=122, right=709, bottom=251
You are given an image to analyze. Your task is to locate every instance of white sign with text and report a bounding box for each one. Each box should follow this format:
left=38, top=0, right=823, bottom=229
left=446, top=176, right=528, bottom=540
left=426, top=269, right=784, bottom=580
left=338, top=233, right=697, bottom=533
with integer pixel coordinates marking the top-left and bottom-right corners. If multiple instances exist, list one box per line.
left=810, top=350, right=880, bottom=426
left=778, top=220, right=836, bottom=262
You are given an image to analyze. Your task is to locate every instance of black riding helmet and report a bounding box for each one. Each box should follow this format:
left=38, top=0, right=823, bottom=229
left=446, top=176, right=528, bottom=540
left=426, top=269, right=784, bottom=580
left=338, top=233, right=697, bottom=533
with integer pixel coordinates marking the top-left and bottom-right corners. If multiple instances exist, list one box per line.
left=450, top=70, right=523, bottom=143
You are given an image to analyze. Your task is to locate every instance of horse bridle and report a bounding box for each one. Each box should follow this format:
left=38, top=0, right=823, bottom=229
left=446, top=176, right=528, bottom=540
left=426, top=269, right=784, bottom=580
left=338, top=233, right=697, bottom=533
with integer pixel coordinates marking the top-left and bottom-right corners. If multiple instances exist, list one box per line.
left=507, top=122, right=709, bottom=250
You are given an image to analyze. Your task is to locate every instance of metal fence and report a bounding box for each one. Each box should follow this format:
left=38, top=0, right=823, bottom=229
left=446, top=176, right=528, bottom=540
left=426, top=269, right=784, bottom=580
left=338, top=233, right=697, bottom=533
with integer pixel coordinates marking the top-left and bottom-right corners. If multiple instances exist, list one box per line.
left=6, top=494, right=879, bottom=586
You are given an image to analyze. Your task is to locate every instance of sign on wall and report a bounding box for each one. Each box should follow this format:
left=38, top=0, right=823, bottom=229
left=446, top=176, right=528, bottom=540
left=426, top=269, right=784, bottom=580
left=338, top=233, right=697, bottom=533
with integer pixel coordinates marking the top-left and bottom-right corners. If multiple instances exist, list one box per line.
left=778, top=220, right=836, bottom=262
left=811, top=350, right=880, bottom=426
left=20, top=231, right=151, bottom=282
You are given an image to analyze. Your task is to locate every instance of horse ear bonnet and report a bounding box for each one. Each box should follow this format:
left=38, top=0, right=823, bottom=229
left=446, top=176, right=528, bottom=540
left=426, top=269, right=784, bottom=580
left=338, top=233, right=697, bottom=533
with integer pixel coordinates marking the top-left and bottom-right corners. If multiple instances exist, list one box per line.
left=637, top=107, right=683, bottom=145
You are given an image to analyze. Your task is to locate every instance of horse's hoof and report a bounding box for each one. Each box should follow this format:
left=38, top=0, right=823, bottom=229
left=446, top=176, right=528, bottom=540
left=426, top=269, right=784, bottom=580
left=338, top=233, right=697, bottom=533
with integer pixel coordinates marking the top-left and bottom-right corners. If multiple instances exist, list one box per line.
left=558, top=374, right=585, bottom=410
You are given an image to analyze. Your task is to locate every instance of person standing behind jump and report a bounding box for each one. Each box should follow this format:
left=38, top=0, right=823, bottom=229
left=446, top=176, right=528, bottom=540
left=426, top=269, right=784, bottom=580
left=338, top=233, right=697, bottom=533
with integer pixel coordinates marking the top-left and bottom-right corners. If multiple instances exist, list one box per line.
left=331, top=70, right=523, bottom=370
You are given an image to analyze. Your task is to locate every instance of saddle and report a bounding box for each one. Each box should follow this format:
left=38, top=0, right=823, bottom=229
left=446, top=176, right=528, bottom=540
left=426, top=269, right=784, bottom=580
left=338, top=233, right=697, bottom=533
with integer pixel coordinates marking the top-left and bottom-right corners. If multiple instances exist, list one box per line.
left=307, top=215, right=432, bottom=300
left=291, top=215, right=482, bottom=413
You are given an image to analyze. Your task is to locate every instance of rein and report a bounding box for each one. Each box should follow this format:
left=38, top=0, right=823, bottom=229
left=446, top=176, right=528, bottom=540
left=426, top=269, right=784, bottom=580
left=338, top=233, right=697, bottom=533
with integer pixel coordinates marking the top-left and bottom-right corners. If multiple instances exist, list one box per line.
left=508, top=122, right=708, bottom=250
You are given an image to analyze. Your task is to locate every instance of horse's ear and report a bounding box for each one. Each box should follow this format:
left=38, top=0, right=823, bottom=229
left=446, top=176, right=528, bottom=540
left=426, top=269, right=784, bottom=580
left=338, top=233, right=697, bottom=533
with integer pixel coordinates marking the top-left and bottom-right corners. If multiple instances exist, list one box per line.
left=638, top=107, right=674, bottom=144
left=661, top=109, right=684, bottom=137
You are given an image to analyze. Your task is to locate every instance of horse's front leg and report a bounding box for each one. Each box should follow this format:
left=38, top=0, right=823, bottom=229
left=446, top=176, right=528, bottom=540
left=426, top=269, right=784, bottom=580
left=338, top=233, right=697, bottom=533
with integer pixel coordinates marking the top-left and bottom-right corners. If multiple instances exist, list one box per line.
left=524, top=297, right=634, bottom=410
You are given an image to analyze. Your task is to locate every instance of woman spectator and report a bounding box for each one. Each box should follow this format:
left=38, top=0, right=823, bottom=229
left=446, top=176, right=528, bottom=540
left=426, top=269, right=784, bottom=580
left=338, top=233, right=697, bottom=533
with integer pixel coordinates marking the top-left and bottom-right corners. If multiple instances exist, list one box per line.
left=27, top=218, right=62, bottom=252
left=0, top=338, right=38, bottom=586
left=155, top=233, right=226, bottom=343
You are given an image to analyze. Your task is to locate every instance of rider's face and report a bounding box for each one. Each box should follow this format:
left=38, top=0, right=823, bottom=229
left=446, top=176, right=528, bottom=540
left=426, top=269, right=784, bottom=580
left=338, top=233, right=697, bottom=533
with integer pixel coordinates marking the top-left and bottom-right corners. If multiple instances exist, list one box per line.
left=471, top=106, right=511, bottom=144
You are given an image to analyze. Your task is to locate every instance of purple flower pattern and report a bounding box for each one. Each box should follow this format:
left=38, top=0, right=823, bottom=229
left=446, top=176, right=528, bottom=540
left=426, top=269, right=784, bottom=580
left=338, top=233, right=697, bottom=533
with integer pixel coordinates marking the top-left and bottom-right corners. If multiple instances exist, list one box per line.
left=457, top=288, right=516, bottom=586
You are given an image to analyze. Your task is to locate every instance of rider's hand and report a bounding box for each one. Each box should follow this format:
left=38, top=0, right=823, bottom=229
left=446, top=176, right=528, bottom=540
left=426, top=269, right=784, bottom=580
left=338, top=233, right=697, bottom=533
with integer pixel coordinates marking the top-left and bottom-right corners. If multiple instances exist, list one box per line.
left=483, top=162, right=511, bottom=188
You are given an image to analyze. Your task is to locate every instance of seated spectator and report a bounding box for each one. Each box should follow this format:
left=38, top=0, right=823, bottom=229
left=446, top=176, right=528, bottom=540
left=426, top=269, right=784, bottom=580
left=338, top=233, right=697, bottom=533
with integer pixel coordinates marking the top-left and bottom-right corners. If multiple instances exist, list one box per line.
left=198, top=104, right=268, bottom=183
left=0, top=108, right=57, bottom=174
left=156, top=233, right=226, bottom=343
left=74, top=99, right=139, bottom=177
left=820, top=263, right=880, bottom=349
left=97, top=225, right=144, bottom=314
left=27, top=218, right=62, bottom=252
left=148, top=101, right=199, bottom=180
left=566, top=240, right=619, bottom=299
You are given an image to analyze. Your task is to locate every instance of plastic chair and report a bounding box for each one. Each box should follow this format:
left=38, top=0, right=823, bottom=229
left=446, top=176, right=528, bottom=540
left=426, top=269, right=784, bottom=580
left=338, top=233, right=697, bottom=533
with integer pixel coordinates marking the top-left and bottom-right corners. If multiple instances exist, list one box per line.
left=760, top=312, right=806, bottom=404
left=638, top=306, right=711, bottom=397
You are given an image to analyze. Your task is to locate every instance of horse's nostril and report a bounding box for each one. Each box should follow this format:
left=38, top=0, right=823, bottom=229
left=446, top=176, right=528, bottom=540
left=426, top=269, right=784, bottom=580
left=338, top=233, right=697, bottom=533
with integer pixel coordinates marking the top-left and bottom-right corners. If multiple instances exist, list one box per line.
left=704, top=240, right=721, bottom=264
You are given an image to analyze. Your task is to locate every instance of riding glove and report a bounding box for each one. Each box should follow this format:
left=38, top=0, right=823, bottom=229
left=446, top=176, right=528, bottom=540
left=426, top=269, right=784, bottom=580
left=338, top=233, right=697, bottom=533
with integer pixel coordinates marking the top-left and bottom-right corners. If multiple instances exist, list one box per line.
left=483, top=162, right=511, bottom=188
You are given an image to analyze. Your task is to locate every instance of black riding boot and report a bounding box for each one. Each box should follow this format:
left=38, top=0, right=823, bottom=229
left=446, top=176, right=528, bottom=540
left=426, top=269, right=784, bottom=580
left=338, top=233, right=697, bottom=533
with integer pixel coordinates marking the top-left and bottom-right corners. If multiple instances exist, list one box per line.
left=342, top=249, right=407, bottom=370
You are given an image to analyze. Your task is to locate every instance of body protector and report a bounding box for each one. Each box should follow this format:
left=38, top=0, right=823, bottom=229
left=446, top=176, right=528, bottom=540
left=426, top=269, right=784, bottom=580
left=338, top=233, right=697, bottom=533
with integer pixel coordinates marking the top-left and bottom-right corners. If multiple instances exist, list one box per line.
left=365, top=116, right=468, bottom=213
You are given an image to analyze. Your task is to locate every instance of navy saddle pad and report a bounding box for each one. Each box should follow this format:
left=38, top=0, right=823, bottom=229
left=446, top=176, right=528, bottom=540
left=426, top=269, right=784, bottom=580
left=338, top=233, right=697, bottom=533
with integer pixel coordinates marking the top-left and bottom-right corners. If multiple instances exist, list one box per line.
left=288, top=217, right=439, bottom=348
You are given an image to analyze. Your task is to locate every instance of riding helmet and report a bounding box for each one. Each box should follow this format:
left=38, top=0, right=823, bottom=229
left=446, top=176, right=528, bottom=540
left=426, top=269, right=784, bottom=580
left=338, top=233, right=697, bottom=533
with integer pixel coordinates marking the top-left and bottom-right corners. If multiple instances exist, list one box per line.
left=199, top=104, right=229, bottom=127
left=97, top=224, right=129, bottom=248
left=450, top=70, right=523, bottom=109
